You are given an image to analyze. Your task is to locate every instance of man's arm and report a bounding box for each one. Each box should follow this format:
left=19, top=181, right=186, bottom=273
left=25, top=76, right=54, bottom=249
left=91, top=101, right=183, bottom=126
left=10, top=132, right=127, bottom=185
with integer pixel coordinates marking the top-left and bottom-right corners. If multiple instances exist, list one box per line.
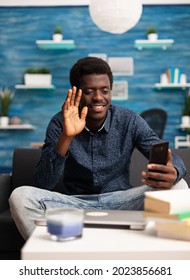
left=57, top=86, right=88, bottom=156
left=34, top=87, right=88, bottom=190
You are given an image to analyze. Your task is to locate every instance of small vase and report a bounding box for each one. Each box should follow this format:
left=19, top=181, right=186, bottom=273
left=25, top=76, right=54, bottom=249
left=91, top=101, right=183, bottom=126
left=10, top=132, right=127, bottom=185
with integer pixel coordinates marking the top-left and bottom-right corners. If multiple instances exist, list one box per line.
left=181, top=116, right=190, bottom=126
left=180, top=74, right=187, bottom=84
left=0, top=116, right=9, bottom=127
left=147, top=33, right=158, bottom=41
left=160, top=73, right=168, bottom=84
left=52, top=34, right=63, bottom=42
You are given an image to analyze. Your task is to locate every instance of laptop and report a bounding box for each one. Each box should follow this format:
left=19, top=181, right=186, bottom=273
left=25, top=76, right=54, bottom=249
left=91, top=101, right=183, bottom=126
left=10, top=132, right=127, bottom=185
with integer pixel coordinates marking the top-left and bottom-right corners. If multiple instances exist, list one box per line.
left=83, top=210, right=146, bottom=230
left=34, top=210, right=146, bottom=230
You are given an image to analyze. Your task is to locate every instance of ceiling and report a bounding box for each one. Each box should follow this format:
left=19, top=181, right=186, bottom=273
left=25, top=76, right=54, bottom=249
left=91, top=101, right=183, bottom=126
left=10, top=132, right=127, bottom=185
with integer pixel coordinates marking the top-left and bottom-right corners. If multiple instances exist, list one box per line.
left=1, top=0, right=190, bottom=7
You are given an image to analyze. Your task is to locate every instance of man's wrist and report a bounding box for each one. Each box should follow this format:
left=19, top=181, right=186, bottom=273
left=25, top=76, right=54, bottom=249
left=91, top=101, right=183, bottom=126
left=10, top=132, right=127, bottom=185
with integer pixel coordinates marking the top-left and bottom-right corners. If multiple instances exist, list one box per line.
left=57, top=133, right=74, bottom=156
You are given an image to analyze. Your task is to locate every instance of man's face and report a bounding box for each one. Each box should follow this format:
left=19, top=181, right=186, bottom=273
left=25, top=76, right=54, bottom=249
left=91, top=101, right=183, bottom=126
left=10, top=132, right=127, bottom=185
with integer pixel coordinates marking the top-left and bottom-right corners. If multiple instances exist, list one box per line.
left=79, top=74, right=111, bottom=128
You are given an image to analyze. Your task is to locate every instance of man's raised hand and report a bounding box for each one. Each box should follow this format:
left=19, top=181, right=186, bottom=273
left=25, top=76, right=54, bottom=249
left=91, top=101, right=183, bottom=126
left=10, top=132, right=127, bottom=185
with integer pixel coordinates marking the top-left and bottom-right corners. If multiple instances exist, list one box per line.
left=62, top=86, right=88, bottom=137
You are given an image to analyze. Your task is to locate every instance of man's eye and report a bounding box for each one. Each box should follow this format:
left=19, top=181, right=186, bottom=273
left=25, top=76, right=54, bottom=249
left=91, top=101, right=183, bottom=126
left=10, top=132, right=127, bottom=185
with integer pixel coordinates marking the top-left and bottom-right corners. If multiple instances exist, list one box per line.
left=84, top=90, right=94, bottom=95
left=102, top=88, right=109, bottom=94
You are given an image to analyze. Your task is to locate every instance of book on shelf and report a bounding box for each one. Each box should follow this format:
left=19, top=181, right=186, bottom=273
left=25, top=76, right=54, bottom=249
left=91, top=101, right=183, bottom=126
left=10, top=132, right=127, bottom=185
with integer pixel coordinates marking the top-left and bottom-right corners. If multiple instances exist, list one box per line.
left=169, top=66, right=175, bottom=83
left=166, top=68, right=170, bottom=83
left=144, top=189, right=190, bottom=214
left=155, top=220, right=190, bottom=241
left=165, top=66, right=182, bottom=84
left=174, top=67, right=182, bottom=83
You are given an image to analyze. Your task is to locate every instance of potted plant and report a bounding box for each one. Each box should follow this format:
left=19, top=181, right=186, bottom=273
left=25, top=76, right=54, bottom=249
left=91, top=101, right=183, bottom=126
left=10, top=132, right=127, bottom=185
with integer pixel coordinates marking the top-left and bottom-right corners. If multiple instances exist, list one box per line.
left=0, top=88, right=14, bottom=127
left=24, top=67, right=52, bottom=86
left=146, top=28, right=158, bottom=41
left=181, top=95, right=190, bottom=126
left=52, top=26, right=63, bottom=42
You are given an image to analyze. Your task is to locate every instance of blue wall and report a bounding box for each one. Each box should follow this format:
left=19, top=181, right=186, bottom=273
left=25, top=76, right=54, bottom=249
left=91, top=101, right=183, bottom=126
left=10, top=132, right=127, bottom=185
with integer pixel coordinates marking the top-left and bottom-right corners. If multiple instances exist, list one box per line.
left=0, top=5, right=190, bottom=170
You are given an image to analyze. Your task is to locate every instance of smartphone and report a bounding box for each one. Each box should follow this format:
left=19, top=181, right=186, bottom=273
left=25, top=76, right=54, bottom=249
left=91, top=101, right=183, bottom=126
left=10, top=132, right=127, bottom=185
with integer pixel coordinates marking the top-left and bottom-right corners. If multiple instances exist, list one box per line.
left=149, top=141, right=169, bottom=165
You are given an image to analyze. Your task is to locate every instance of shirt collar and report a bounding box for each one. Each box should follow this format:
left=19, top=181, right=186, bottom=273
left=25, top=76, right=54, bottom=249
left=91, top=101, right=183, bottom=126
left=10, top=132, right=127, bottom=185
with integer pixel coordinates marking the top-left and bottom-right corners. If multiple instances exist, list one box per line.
left=85, top=107, right=111, bottom=134
left=104, top=108, right=111, bottom=133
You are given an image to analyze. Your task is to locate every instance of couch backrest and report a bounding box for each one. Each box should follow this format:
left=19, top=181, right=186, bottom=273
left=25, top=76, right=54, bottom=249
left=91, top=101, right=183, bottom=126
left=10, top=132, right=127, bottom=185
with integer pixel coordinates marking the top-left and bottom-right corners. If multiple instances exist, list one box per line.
left=11, top=148, right=64, bottom=192
left=11, top=148, right=190, bottom=191
left=130, top=148, right=190, bottom=187
left=11, top=148, right=40, bottom=190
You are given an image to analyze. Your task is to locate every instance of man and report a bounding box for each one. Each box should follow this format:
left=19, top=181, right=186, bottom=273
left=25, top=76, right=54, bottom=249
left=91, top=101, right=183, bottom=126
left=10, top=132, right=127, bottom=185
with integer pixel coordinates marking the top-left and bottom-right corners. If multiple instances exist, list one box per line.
left=9, top=57, right=187, bottom=240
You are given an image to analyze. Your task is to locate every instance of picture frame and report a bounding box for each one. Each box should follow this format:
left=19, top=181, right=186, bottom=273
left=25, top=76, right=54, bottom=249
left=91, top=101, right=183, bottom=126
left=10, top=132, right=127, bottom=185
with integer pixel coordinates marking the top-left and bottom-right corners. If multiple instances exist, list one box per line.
left=111, top=81, right=128, bottom=100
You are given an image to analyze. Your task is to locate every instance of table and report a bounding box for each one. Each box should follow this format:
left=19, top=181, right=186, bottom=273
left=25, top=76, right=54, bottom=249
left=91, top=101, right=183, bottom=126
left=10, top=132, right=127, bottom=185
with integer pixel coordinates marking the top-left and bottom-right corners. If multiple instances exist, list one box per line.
left=21, top=222, right=190, bottom=260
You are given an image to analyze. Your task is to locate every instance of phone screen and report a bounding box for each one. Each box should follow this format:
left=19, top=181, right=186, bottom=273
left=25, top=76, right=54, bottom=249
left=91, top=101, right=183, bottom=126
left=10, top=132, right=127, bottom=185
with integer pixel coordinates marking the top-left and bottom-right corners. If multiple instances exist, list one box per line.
left=149, top=141, right=169, bottom=165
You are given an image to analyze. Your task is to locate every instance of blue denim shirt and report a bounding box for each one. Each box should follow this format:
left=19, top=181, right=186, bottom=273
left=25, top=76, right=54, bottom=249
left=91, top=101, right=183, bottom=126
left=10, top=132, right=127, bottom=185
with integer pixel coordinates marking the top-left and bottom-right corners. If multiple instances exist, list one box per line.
left=34, top=105, right=186, bottom=194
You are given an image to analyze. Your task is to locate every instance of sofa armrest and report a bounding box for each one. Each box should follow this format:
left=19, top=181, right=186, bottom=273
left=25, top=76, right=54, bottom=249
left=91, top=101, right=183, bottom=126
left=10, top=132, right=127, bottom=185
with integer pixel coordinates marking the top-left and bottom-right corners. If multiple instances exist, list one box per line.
left=0, top=174, right=11, bottom=213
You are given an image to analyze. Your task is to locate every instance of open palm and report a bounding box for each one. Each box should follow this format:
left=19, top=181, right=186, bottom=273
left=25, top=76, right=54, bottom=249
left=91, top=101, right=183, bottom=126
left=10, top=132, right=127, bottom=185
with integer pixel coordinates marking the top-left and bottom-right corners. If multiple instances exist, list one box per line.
left=63, top=87, right=88, bottom=137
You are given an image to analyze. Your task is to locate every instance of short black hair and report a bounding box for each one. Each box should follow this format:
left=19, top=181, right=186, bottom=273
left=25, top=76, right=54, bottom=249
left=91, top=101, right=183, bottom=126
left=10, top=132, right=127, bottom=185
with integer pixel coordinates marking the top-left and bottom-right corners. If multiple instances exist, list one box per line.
left=69, top=57, right=113, bottom=90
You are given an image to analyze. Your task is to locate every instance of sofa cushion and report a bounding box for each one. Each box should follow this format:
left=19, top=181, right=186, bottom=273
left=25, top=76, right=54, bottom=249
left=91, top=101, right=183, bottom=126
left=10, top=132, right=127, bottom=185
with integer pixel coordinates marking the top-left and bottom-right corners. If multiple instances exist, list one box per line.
left=0, top=209, right=25, bottom=252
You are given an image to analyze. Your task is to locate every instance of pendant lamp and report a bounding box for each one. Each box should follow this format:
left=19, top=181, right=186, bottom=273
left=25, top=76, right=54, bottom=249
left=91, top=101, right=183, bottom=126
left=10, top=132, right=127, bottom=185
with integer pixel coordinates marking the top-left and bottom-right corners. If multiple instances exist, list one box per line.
left=89, top=0, right=143, bottom=34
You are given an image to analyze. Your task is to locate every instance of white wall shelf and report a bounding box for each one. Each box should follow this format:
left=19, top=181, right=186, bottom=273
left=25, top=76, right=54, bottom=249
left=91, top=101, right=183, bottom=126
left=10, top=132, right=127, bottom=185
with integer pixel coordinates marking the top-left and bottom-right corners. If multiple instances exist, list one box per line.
left=0, top=124, right=36, bottom=130
left=153, top=83, right=190, bottom=90
left=36, top=40, right=75, bottom=50
left=15, top=84, right=55, bottom=90
left=134, top=39, right=174, bottom=50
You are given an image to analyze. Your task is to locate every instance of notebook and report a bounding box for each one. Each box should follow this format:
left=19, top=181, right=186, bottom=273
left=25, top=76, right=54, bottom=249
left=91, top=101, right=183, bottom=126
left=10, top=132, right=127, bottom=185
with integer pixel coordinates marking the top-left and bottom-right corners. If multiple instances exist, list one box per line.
left=35, top=210, right=146, bottom=230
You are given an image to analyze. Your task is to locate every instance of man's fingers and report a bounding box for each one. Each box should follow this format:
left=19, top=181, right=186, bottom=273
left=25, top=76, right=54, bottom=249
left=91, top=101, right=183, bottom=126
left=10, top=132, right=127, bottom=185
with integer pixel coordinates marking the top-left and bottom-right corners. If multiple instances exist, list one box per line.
left=75, top=89, right=82, bottom=107
left=167, top=149, right=173, bottom=166
left=65, top=87, right=82, bottom=108
left=80, top=106, right=88, bottom=120
left=70, top=86, right=77, bottom=106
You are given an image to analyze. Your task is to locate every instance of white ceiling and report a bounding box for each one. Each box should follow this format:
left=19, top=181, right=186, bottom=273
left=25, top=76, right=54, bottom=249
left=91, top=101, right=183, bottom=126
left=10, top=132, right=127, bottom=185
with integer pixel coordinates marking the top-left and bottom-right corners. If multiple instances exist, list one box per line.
left=1, top=0, right=190, bottom=7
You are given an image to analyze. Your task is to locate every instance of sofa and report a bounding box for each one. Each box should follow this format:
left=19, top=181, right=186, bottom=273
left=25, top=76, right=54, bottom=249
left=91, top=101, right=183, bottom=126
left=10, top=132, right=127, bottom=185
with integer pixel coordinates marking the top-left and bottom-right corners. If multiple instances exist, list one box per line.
left=0, top=148, right=190, bottom=260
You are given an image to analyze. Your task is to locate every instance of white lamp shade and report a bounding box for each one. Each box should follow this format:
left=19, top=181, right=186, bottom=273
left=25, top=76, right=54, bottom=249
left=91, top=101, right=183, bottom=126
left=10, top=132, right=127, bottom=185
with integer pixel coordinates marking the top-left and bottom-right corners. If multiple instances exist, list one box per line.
left=89, top=0, right=143, bottom=34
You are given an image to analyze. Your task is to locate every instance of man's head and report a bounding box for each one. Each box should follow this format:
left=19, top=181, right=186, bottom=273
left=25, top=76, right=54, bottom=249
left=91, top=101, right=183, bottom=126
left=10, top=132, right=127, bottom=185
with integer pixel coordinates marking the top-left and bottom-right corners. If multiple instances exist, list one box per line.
left=70, top=56, right=113, bottom=90
left=69, top=57, right=113, bottom=132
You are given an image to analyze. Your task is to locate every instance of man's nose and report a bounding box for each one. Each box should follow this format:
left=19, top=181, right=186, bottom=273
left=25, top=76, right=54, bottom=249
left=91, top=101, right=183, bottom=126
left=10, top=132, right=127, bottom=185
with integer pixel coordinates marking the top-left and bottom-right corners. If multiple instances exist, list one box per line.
left=92, top=89, right=103, bottom=99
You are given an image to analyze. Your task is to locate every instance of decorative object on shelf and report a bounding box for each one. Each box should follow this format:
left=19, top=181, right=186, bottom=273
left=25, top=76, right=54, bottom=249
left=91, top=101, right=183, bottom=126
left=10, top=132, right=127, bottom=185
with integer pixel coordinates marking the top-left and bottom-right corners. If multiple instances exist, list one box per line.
left=160, top=73, right=168, bottom=85
left=164, top=66, right=182, bottom=84
left=181, top=95, right=190, bottom=126
left=112, top=81, right=128, bottom=100
left=146, top=28, right=158, bottom=41
left=52, top=26, right=63, bottom=42
left=88, top=53, right=108, bottom=61
left=24, top=67, right=52, bottom=86
left=89, top=0, right=143, bottom=34
left=15, top=68, right=55, bottom=90
left=0, top=88, right=14, bottom=127
left=107, top=57, right=134, bottom=76
left=180, top=74, right=187, bottom=84
left=10, top=116, right=22, bottom=125
left=153, top=67, right=190, bottom=91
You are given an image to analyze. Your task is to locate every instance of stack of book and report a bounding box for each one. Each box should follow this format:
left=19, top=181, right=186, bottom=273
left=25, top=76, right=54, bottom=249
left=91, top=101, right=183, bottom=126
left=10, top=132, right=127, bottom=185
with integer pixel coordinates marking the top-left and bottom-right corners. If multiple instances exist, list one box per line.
left=165, top=66, right=182, bottom=84
left=144, top=189, right=190, bottom=241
